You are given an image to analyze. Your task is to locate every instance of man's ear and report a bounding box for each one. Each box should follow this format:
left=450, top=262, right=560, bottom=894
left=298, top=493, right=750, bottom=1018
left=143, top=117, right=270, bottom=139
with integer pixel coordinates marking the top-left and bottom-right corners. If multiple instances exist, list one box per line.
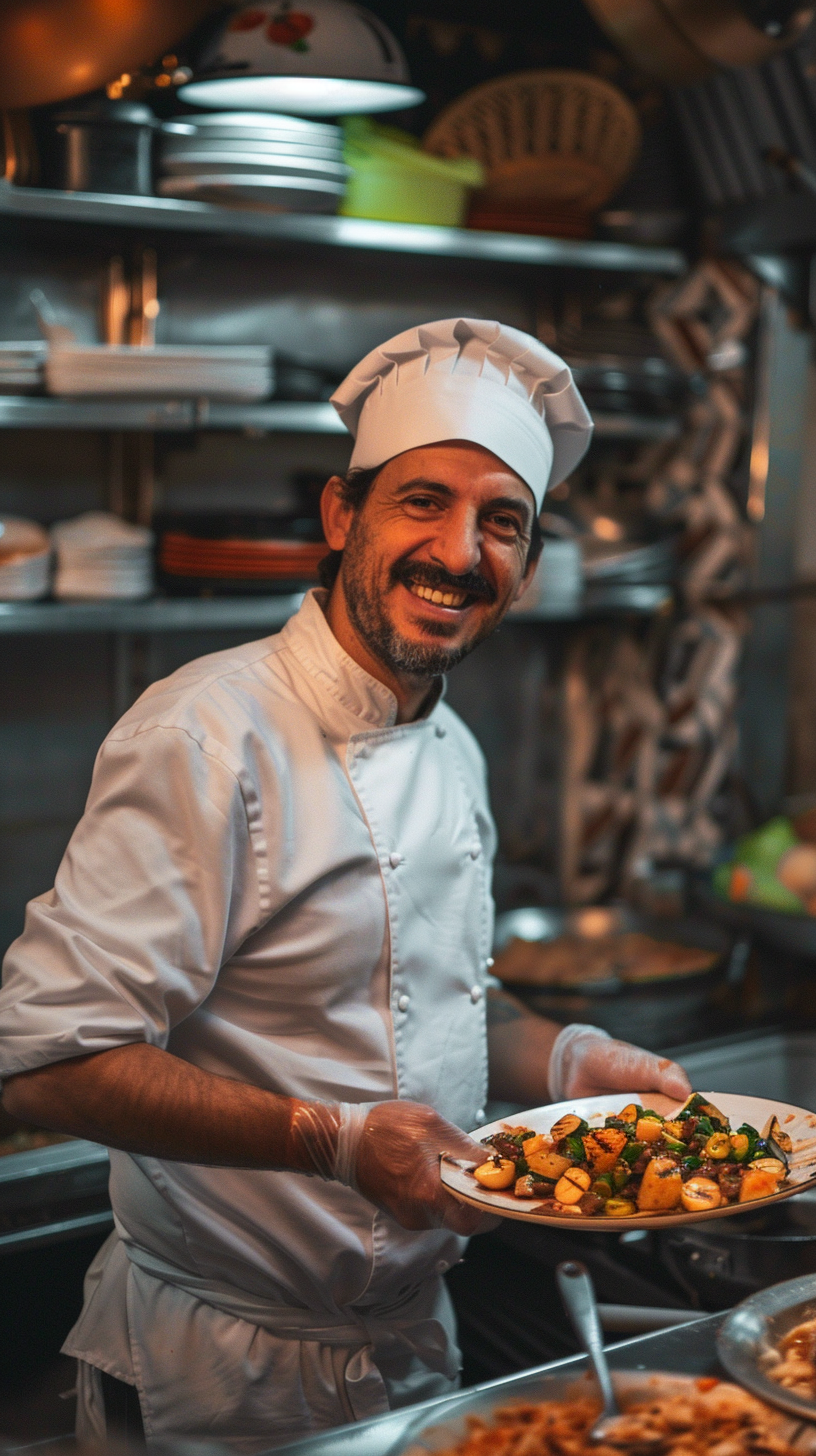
left=320, top=476, right=353, bottom=549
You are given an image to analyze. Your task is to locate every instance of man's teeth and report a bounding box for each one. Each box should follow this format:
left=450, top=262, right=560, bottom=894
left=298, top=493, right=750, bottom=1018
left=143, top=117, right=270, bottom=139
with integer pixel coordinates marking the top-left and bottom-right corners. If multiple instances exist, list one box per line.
left=409, top=582, right=467, bottom=608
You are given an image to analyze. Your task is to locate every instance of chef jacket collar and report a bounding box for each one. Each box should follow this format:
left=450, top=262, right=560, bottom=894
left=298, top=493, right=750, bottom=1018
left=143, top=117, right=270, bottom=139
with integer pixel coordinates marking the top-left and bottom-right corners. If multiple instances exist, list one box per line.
left=280, top=589, right=445, bottom=737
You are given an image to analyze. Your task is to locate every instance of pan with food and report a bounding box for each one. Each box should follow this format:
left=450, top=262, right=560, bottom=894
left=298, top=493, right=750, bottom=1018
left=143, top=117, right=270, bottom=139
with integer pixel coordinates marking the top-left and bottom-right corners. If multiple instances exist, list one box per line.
left=399, top=1369, right=816, bottom=1456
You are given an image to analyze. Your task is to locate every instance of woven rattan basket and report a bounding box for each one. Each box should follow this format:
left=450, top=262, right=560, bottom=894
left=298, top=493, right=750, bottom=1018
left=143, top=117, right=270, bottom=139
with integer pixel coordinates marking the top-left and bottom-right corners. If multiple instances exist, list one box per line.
left=424, top=70, right=641, bottom=233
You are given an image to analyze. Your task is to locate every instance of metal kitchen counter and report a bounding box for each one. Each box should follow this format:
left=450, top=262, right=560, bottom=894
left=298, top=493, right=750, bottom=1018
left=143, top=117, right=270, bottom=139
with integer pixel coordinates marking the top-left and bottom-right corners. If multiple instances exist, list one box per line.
left=271, top=1312, right=725, bottom=1456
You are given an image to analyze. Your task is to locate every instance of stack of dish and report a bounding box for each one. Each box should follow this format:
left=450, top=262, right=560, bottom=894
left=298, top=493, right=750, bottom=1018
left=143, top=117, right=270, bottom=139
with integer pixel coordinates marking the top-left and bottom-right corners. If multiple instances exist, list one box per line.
left=157, top=112, right=349, bottom=213
left=52, top=512, right=153, bottom=600
left=159, top=529, right=326, bottom=594
left=0, top=517, right=51, bottom=600
left=582, top=535, right=677, bottom=585
left=46, top=344, right=273, bottom=400
left=0, top=341, right=47, bottom=393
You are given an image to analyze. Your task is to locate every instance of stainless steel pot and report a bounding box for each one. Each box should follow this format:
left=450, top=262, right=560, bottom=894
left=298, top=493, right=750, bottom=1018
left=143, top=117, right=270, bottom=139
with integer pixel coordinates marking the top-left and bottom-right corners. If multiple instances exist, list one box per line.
left=660, top=1187, right=816, bottom=1310
left=51, top=97, right=157, bottom=196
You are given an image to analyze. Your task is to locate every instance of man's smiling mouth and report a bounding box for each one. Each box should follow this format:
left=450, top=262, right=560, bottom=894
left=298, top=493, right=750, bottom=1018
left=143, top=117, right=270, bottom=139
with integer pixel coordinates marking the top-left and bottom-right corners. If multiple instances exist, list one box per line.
left=408, top=582, right=469, bottom=609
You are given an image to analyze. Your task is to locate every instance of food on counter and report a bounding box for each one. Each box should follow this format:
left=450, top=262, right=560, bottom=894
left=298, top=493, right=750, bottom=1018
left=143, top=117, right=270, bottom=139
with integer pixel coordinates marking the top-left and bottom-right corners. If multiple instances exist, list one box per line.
left=763, top=1317, right=816, bottom=1398
left=494, top=930, right=718, bottom=989
left=713, top=816, right=816, bottom=916
left=426, top=1381, right=802, bottom=1456
left=471, top=1094, right=791, bottom=1217
left=0, top=1129, right=72, bottom=1157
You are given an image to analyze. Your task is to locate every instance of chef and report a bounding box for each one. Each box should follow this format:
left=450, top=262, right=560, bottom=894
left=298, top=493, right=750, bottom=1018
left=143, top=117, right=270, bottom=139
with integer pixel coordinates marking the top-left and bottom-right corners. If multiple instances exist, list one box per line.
left=0, top=318, right=690, bottom=1452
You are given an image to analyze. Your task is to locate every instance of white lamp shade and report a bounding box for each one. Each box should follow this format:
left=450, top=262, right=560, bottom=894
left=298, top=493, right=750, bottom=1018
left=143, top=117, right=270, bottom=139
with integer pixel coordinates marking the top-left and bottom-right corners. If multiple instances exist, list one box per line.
left=179, top=0, right=425, bottom=115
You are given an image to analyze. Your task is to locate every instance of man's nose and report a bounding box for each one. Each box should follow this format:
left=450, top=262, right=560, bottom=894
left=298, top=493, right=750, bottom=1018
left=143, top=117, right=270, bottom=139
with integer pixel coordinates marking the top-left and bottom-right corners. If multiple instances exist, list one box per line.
left=428, top=511, right=481, bottom=577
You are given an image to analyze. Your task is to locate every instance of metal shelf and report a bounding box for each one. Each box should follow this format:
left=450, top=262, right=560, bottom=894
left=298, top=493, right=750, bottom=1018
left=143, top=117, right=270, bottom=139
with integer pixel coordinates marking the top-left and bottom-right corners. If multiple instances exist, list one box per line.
left=0, top=183, right=687, bottom=275
left=0, top=585, right=671, bottom=635
left=0, top=395, right=682, bottom=440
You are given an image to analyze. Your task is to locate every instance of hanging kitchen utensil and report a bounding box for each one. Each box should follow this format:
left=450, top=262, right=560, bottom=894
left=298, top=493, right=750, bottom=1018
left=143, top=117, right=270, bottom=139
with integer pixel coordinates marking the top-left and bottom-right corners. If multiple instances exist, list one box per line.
left=584, top=0, right=815, bottom=85
left=0, top=0, right=222, bottom=112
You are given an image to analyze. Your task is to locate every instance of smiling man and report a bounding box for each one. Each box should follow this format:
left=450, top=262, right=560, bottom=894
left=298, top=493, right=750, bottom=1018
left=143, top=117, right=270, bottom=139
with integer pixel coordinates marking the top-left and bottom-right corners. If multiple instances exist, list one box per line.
left=0, top=319, right=689, bottom=1452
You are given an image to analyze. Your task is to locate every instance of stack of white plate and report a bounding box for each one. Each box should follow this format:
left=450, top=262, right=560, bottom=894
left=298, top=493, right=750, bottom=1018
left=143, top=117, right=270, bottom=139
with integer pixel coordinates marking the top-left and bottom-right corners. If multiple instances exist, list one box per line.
left=0, top=341, right=47, bottom=393
left=52, top=512, right=154, bottom=600
left=157, top=112, right=348, bottom=213
left=0, top=517, right=51, bottom=600
left=46, top=344, right=274, bottom=399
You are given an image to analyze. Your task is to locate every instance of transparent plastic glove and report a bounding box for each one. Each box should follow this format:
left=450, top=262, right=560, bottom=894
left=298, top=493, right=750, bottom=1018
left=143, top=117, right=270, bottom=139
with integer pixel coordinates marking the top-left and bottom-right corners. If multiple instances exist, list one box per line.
left=547, top=1023, right=691, bottom=1103
left=289, top=1097, right=498, bottom=1235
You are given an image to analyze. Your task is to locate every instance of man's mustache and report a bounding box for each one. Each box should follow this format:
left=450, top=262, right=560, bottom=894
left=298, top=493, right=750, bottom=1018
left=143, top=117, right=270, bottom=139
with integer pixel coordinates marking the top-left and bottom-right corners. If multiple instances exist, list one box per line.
left=391, top=560, right=496, bottom=603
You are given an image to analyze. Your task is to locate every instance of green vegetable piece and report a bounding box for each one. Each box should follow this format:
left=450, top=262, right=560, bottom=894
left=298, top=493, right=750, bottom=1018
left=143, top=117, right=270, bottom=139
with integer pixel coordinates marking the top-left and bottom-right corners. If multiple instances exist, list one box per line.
left=663, top=1136, right=686, bottom=1153
left=564, top=1134, right=586, bottom=1161
left=640, top=1110, right=664, bottom=1122
left=620, top=1141, right=645, bottom=1166
left=591, top=1177, right=613, bottom=1200
left=612, top=1163, right=629, bottom=1191
left=515, top=1158, right=529, bottom=1177
left=682, top=1156, right=703, bottom=1172
left=734, top=816, right=798, bottom=873
left=744, top=867, right=806, bottom=914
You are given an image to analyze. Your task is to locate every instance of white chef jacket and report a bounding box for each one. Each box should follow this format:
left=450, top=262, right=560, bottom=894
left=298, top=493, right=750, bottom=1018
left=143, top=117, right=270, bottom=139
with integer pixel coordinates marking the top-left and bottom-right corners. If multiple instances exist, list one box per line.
left=0, top=589, right=496, bottom=1452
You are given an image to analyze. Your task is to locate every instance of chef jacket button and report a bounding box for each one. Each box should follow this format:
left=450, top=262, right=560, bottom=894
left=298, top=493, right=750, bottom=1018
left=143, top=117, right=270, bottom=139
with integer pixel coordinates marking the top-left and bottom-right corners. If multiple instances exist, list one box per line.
left=470, top=844, right=482, bottom=860
left=397, top=993, right=410, bottom=1012
left=486, top=956, right=495, bottom=969
left=389, top=851, right=403, bottom=868
left=475, top=1109, right=486, bottom=1124
left=470, top=985, right=483, bottom=1003
left=436, top=1258, right=449, bottom=1272
left=435, top=724, right=447, bottom=738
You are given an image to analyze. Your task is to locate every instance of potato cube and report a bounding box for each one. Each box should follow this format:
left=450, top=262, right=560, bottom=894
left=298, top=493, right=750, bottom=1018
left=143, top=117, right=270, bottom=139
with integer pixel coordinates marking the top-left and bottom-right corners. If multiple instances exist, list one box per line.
left=526, top=1149, right=571, bottom=1181
left=636, top=1157, right=682, bottom=1211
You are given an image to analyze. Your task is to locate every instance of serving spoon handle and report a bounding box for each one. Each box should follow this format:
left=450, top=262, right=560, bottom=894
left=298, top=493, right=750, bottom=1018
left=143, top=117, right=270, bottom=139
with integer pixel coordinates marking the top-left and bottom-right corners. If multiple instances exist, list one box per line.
left=556, top=1260, right=620, bottom=1441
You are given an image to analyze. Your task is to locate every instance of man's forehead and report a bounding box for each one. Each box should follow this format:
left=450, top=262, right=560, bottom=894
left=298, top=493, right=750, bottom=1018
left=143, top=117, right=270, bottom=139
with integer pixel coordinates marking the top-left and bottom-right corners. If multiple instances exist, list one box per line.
left=379, top=441, right=536, bottom=509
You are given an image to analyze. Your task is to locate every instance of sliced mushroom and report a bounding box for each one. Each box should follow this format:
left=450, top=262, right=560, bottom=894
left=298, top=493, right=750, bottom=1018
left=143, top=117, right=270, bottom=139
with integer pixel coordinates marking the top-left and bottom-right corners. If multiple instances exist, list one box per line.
left=763, top=1115, right=793, bottom=1166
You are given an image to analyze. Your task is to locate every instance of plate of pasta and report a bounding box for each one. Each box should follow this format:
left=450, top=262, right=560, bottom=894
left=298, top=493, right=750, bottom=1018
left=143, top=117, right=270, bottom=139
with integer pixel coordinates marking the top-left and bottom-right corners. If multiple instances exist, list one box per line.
left=440, top=1091, right=816, bottom=1230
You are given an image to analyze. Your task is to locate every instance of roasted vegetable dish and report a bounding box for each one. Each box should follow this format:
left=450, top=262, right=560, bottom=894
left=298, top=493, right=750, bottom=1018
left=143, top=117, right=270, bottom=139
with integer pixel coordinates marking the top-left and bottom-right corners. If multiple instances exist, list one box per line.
left=472, top=1093, right=792, bottom=1217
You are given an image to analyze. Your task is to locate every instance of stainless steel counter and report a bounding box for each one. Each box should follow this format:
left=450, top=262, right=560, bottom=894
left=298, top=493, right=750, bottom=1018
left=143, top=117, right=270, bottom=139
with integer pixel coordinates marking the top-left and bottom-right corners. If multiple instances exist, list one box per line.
left=271, top=1313, right=724, bottom=1456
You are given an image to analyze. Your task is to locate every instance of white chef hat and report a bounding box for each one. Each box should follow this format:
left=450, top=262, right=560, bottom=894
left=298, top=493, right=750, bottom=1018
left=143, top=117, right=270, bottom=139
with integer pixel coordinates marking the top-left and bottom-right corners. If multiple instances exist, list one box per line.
left=330, top=317, right=593, bottom=512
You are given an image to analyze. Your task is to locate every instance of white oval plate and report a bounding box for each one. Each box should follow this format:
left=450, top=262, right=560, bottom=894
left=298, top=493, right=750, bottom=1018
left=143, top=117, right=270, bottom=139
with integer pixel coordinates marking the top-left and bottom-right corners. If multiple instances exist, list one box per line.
left=440, top=1091, right=816, bottom=1230
left=398, top=1369, right=816, bottom=1456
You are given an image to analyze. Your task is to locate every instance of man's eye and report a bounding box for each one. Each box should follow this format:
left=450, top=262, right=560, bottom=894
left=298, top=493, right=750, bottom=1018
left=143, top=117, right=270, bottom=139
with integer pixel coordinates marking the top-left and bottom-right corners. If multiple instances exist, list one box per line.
left=406, top=495, right=437, bottom=510
left=490, top=514, right=522, bottom=533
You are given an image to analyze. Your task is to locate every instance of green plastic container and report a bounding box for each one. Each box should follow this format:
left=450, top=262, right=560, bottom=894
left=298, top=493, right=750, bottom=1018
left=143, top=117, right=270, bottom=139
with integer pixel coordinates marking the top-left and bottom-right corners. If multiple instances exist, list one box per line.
left=341, top=118, right=483, bottom=227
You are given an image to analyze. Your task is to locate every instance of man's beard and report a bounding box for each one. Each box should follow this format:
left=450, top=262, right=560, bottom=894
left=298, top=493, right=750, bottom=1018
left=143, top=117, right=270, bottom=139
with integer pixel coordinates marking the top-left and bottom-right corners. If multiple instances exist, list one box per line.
left=340, top=515, right=499, bottom=679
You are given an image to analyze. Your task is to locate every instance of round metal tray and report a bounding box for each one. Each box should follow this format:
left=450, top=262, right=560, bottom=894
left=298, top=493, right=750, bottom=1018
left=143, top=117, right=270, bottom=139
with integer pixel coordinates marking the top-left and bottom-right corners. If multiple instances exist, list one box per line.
left=718, top=1274, right=816, bottom=1423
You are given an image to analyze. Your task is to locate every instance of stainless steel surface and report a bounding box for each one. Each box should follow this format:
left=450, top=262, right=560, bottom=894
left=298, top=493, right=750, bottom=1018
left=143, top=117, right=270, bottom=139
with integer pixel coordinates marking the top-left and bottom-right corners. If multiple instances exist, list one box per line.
left=556, top=1261, right=620, bottom=1439
left=0, top=587, right=672, bottom=636
left=0, top=184, right=687, bottom=274
left=674, top=1030, right=816, bottom=1107
left=0, top=1207, right=113, bottom=1254
left=718, top=1273, right=816, bottom=1421
left=0, top=396, right=677, bottom=441
left=0, top=1138, right=111, bottom=1255
left=597, top=1304, right=705, bottom=1334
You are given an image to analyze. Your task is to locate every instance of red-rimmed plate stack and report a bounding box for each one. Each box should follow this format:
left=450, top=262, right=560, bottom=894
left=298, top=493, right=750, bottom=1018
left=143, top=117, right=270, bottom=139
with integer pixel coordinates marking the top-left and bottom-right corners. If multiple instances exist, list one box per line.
left=157, top=517, right=327, bottom=595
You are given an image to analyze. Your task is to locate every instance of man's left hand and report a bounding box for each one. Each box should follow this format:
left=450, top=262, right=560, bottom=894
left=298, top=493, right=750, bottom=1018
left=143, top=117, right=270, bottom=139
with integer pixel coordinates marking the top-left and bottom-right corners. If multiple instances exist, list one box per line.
left=548, top=1023, right=691, bottom=1104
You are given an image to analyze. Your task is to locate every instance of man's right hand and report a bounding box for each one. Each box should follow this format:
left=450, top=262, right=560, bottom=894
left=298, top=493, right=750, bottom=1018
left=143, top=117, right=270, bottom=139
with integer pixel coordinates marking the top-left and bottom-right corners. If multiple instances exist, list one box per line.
left=352, top=1100, right=499, bottom=1236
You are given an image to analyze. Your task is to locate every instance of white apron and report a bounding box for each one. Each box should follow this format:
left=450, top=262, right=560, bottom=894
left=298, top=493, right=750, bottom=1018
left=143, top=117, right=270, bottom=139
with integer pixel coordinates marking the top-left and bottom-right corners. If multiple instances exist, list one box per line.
left=0, top=589, right=496, bottom=1450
